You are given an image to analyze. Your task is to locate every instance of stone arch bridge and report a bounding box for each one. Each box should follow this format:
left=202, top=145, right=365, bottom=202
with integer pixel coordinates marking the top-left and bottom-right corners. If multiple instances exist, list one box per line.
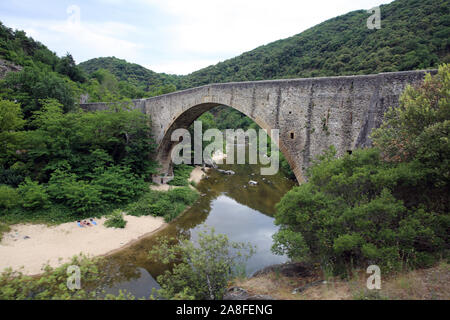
left=81, top=70, right=435, bottom=183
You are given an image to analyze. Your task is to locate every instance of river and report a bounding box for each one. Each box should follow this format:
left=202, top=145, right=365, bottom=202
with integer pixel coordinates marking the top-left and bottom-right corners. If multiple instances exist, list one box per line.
left=102, top=155, right=296, bottom=298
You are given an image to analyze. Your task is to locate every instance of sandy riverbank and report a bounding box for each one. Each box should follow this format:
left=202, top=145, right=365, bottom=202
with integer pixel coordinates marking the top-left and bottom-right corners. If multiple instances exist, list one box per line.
left=0, top=153, right=228, bottom=276
left=0, top=215, right=166, bottom=275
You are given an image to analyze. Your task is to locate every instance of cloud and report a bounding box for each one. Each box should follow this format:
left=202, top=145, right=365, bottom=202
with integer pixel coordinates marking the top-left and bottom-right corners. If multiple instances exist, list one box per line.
left=140, top=0, right=392, bottom=57
left=1, top=14, right=143, bottom=64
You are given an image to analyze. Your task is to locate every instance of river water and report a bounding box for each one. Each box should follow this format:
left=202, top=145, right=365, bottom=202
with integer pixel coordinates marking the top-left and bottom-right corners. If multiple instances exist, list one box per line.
left=102, top=155, right=296, bottom=298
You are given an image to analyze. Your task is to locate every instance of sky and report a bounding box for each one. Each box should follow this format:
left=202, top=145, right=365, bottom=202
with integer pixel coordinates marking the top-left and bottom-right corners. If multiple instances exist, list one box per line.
left=0, top=0, right=394, bottom=75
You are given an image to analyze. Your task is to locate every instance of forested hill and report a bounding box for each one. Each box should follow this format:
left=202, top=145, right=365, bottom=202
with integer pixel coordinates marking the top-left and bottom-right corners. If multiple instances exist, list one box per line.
left=178, top=0, right=449, bottom=88
left=78, top=57, right=180, bottom=96
left=77, top=0, right=449, bottom=91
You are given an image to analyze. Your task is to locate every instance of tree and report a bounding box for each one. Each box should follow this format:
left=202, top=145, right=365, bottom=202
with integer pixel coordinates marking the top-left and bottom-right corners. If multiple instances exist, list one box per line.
left=0, top=66, right=75, bottom=118
left=371, top=64, right=449, bottom=183
left=149, top=227, right=255, bottom=300
left=0, top=99, right=25, bottom=165
left=56, top=53, right=87, bottom=83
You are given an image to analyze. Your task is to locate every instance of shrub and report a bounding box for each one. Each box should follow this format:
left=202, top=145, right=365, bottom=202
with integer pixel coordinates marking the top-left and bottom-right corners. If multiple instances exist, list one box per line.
left=47, top=170, right=102, bottom=215
left=0, top=168, right=24, bottom=187
left=149, top=227, right=255, bottom=300
left=0, top=254, right=134, bottom=300
left=94, top=166, right=146, bottom=203
left=104, top=210, right=127, bottom=229
left=127, top=187, right=199, bottom=222
left=17, top=178, right=49, bottom=210
left=0, top=185, right=20, bottom=210
left=168, top=164, right=194, bottom=186
left=273, top=149, right=449, bottom=274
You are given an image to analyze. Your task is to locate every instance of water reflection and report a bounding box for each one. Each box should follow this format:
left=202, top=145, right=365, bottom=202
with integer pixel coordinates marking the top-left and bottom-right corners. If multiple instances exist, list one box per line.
left=103, top=158, right=296, bottom=298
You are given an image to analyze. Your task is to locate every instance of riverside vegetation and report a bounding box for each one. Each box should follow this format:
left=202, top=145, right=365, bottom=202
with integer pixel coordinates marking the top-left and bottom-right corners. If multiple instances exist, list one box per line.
left=0, top=0, right=449, bottom=300
left=272, top=65, right=449, bottom=276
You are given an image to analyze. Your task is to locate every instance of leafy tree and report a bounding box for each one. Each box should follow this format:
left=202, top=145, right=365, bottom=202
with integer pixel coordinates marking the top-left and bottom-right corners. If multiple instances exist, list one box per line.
left=0, top=99, right=25, bottom=165
left=0, top=66, right=75, bottom=118
left=149, top=227, right=255, bottom=300
left=17, top=178, right=49, bottom=210
left=56, top=53, right=86, bottom=83
left=371, top=64, right=449, bottom=172
left=0, top=185, right=20, bottom=210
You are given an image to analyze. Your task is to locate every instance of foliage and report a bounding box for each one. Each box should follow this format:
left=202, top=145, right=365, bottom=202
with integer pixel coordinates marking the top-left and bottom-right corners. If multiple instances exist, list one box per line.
left=0, top=254, right=135, bottom=300
left=0, top=185, right=20, bottom=210
left=0, top=66, right=76, bottom=118
left=17, top=178, right=49, bottom=210
left=168, top=164, right=194, bottom=186
left=104, top=210, right=127, bottom=229
left=78, top=57, right=179, bottom=97
left=0, top=222, right=10, bottom=241
left=149, top=227, right=255, bottom=300
left=0, top=98, right=157, bottom=218
left=273, top=66, right=449, bottom=275
left=371, top=64, right=449, bottom=178
left=56, top=53, right=87, bottom=83
left=0, top=99, right=25, bottom=165
left=127, top=187, right=199, bottom=222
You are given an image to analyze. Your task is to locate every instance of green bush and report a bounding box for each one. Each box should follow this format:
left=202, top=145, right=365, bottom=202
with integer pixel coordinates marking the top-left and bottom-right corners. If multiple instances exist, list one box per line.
left=47, top=170, right=102, bottom=215
left=104, top=210, right=127, bottom=229
left=94, top=166, right=146, bottom=203
left=17, top=178, right=49, bottom=210
left=127, top=187, right=199, bottom=222
left=149, top=227, right=255, bottom=300
left=0, top=254, right=134, bottom=300
left=0, top=185, right=20, bottom=210
left=168, top=164, right=194, bottom=186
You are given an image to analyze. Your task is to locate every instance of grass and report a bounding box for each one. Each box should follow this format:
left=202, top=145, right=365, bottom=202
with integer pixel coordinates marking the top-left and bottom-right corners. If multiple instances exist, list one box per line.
left=0, top=222, right=11, bottom=241
left=232, top=261, right=450, bottom=300
left=168, top=164, right=194, bottom=186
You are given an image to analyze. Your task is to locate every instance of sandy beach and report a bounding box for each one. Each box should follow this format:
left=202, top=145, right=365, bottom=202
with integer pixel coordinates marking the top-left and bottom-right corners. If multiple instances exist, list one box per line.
left=0, top=215, right=166, bottom=275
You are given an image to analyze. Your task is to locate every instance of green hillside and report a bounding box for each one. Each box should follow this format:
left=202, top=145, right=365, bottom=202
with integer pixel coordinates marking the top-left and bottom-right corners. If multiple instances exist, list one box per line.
left=179, top=0, right=449, bottom=88
left=77, top=0, right=449, bottom=91
left=78, top=57, right=180, bottom=96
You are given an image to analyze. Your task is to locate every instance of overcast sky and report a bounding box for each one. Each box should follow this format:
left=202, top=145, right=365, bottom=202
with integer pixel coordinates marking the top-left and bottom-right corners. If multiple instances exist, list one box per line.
left=0, top=0, right=393, bottom=75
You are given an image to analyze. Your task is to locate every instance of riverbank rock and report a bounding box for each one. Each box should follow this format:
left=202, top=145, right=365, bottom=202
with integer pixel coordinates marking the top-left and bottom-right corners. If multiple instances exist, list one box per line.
left=291, top=280, right=327, bottom=294
left=204, top=157, right=217, bottom=169
left=217, top=169, right=235, bottom=175
left=0, top=58, right=22, bottom=79
left=251, top=262, right=313, bottom=278
left=223, top=287, right=275, bottom=300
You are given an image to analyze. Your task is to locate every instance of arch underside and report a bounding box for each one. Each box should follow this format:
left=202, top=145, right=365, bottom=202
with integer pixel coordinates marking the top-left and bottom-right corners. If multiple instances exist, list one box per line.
left=152, top=102, right=301, bottom=184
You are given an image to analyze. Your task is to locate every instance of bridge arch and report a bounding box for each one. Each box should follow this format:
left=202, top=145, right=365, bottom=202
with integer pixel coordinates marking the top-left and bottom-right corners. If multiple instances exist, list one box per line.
left=153, top=101, right=301, bottom=183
